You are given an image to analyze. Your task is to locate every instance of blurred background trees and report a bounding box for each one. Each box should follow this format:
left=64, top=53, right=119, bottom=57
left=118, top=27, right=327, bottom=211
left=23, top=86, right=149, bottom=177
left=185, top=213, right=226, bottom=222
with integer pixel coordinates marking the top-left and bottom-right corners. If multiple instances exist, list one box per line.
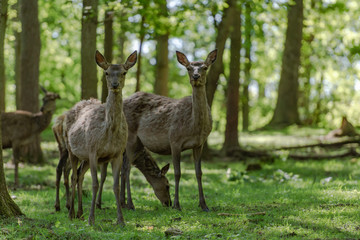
left=2, top=0, right=360, bottom=157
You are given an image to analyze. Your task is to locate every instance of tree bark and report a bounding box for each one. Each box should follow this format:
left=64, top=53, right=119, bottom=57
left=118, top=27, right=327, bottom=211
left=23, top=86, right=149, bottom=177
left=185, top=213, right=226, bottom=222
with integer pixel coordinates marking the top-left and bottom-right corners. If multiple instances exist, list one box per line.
left=242, top=1, right=252, bottom=132
left=0, top=89, right=23, bottom=217
left=135, top=15, right=145, bottom=92
left=205, top=0, right=236, bottom=108
left=81, top=0, right=98, bottom=100
left=223, top=4, right=241, bottom=154
left=19, top=0, right=43, bottom=164
left=101, top=9, right=113, bottom=103
left=0, top=0, right=8, bottom=112
left=267, top=0, right=303, bottom=128
left=154, top=0, right=169, bottom=96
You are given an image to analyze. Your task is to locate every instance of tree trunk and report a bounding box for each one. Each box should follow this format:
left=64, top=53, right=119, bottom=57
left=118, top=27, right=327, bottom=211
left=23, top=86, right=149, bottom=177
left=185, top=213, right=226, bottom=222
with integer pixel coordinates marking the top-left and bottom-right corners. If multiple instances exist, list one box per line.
left=0, top=81, right=23, bottom=217
left=242, top=1, right=252, bottom=132
left=205, top=0, right=236, bottom=108
left=81, top=0, right=98, bottom=100
left=223, top=5, right=241, bottom=154
left=267, top=0, right=303, bottom=128
left=0, top=0, right=8, bottom=112
left=19, top=0, right=43, bottom=164
left=101, top=9, right=113, bottom=103
left=135, top=15, right=145, bottom=93
left=13, top=1, right=21, bottom=110
left=117, top=10, right=126, bottom=63
left=154, top=0, right=169, bottom=96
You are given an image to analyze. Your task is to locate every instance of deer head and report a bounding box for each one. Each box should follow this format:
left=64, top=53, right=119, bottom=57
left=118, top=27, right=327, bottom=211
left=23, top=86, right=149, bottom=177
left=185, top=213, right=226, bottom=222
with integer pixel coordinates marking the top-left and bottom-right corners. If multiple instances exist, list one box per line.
left=150, top=163, right=171, bottom=207
left=176, top=49, right=217, bottom=87
left=40, top=86, right=61, bottom=113
left=95, top=50, right=137, bottom=93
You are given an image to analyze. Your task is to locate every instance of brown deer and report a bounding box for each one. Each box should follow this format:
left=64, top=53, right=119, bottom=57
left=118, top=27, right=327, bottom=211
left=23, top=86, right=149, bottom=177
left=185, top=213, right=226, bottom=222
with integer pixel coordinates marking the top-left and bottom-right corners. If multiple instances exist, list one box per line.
left=53, top=115, right=171, bottom=212
left=64, top=50, right=136, bottom=225
left=123, top=49, right=217, bottom=211
left=1, top=87, right=60, bottom=189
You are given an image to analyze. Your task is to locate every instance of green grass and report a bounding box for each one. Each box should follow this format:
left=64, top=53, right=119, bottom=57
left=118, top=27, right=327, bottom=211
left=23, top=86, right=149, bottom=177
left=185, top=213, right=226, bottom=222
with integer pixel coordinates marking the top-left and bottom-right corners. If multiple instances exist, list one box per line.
left=1, top=134, right=360, bottom=239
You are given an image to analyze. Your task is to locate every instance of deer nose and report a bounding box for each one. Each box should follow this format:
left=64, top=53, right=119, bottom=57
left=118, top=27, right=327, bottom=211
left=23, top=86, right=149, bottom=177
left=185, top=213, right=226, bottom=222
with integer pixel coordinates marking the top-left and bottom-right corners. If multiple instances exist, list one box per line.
left=112, top=82, right=119, bottom=89
left=193, top=74, right=200, bottom=80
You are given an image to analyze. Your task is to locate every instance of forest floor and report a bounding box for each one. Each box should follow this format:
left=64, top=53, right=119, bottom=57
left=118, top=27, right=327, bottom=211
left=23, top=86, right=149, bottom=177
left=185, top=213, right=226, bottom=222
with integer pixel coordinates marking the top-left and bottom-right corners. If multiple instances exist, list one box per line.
left=1, top=127, right=360, bottom=239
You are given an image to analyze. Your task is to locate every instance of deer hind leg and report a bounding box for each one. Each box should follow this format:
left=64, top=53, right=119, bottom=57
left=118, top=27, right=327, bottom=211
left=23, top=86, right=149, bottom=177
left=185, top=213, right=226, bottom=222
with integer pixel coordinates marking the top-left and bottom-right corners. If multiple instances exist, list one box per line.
left=64, top=160, right=71, bottom=211
left=88, top=153, right=99, bottom=226
left=193, top=145, right=209, bottom=212
left=55, top=147, right=68, bottom=211
left=112, top=154, right=125, bottom=225
left=77, top=160, right=89, bottom=219
left=96, top=162, right=108, bottom=209
left=171, top=147, right=182, bottom=211
left=68, top=152, right=79, bottom=220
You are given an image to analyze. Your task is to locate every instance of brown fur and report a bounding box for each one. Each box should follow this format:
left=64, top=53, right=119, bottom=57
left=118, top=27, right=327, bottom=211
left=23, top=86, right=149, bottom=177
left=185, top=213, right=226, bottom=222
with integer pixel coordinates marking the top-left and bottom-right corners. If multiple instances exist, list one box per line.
left=1, top=88, right=60, bottom=189
left=64, top=50, right=136, bottom=226
left=123, top=49, right=217, bottom=211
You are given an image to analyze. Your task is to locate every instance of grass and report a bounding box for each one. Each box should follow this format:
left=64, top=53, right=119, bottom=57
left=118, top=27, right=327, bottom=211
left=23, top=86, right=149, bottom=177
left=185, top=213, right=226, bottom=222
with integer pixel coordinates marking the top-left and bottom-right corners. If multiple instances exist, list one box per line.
left=1, top=129, right=360, bottom=239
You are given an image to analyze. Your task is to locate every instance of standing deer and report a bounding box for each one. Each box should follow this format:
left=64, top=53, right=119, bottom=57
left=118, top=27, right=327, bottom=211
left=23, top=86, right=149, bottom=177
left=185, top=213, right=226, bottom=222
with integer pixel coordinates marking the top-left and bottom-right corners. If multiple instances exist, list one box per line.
left=123, top=49, right=217, bottom=211
left=64, top=50, right=136, bottom=225
left=1, top=87, right=60, bottom=189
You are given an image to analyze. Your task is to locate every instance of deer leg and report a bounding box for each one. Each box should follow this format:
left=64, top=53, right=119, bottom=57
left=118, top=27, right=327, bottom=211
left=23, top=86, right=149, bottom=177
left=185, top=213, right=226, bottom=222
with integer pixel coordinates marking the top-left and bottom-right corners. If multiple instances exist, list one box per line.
left=96, top=162, right=108, bottom=209
left=120, top=154, right=127, bottom=208
left=68, top=152, right=79, bottom=220
left=193, top=145, right=209, bottom=212
left=13, top=146, right=20, bottom=190
left=171, top=147, right=182, bottom=211
left=64, top=160, right=71, bottom=211
left=55, top=148, right=68, bottom=211
left=124, top=154, right=134, bottom=210
left=88, top=153, right=99, bottom=226
left=111, top=154, right=125, bottom=225
left=77, top=160, right=89, bottom=219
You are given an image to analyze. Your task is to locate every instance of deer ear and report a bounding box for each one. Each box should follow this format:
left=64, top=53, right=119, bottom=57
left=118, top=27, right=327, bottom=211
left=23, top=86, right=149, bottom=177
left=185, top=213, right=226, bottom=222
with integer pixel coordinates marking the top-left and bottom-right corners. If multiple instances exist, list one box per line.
left=176, top=51, right=190, bottom=67
left=205, top=49, right=217, bottom=67
left=95, top=50, right=110, bottom=70
left=124, top=51, right=137, bottom=70
left=160, top=163, right=170, bottom=176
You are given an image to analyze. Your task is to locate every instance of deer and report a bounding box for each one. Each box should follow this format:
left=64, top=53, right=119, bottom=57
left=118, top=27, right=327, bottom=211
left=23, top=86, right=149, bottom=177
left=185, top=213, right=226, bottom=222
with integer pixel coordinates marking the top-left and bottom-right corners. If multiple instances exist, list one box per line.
left=1, top=87, right=60, bottom=189
left=63, top=50, right=137, bottom=226
left=122, top=49, right=217, bottom=211
left=53, top=112, right=171, bottom=212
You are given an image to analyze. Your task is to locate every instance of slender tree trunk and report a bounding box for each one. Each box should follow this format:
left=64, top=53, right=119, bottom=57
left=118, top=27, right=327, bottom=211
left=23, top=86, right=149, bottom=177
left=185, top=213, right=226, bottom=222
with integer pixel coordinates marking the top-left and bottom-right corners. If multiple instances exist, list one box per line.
left=242, top=1, right=252, bottom=132
left=206, top=0, right=235, bottom=108
left=267, top=0, right=303, bottom=128
left=0, top=109, right=23, bottom=217
left=0, top=0, right=8, bottom=112
left=135, top=15, right=145, bottom=92
left=117, top=10, right=126, bottom=63
left=13, top=2, right=21, bottom=110
left=154, top=0, right=169, bottom=96
left=223, top=5, right=241, bottom=154
left=19, top=0, right=43, bottom=164
left=81, top=0, right=98, bottom=100
left=101, top=9, right=113, bottom=103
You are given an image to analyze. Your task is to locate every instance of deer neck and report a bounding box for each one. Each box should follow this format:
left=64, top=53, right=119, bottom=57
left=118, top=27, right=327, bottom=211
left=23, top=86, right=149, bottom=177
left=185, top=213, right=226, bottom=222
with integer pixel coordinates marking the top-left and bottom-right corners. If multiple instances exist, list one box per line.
left=34, top=110, right=54, bottom=133
left=132, top=149, right=161, bottom=184
left=191, top=85, right=210, bottom=128
left=105, top=90, right=123, bottom=128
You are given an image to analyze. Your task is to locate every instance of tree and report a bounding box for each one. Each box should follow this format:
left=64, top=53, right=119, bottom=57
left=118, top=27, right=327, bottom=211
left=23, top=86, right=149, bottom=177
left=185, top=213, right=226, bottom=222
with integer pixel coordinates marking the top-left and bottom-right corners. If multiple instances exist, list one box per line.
left=0, top=0, right=8, bottom=111
left=153, top=0, right=169, bottom=96
left=0, top=86, right=23, bottom=217
left=81, top=0, right=98, bottom=100
left=101, top=9, right=113, bottom=103
left=135, top=15, right=145, bottom=92
left=223, top=3, right=241, bottom=154
left=267, top=0, right=303, bottom=128
left=19, top=0, right=43, bottom=164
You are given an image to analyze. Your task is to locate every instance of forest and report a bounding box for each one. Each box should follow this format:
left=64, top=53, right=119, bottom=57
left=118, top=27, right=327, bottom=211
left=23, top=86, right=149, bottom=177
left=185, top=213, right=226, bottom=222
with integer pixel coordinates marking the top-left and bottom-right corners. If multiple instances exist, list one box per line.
left=1, top=0, right=360, bottom=239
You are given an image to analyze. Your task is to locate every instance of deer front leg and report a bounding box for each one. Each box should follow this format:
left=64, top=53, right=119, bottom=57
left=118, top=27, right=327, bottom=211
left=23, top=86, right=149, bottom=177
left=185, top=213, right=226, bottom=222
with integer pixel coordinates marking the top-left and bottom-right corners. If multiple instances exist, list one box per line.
left=96, top=162, right=108, bottom=209
left=193, top=145, right=209, bottom=212
left=77, top=160, right=89, bottom=219
left=112, top=154, right=125, bottom=225
left=88, top=153, right=99, bottom=226
left=68, top=152, right=78, bottom=220
left=55, top=148, right=68, bottom=211
left=171, top=147, right=182, bottom=211
left=13, top=146, right=20, bottom=190
left=121, top=153, right=134, bottom=210
left=64, top=161, right=71, bottom=211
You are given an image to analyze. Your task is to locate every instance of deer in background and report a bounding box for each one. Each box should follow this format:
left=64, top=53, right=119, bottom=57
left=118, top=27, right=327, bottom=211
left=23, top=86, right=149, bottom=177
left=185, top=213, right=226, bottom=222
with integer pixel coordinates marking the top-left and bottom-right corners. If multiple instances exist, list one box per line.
left=63, top=50, right=136, bottom=226
left=123, top=49, right=217, bottom=211
left=1, top=87, right=60, bottom=189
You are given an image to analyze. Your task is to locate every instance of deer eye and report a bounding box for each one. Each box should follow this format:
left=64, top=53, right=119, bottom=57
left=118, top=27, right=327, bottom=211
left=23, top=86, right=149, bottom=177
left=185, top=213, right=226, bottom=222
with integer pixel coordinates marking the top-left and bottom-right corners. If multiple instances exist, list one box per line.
left=123, top=72, right=127, bottom=76
left=203, top=66, right=208, bottom=71
left=105, top=72, right=109, bottom=75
